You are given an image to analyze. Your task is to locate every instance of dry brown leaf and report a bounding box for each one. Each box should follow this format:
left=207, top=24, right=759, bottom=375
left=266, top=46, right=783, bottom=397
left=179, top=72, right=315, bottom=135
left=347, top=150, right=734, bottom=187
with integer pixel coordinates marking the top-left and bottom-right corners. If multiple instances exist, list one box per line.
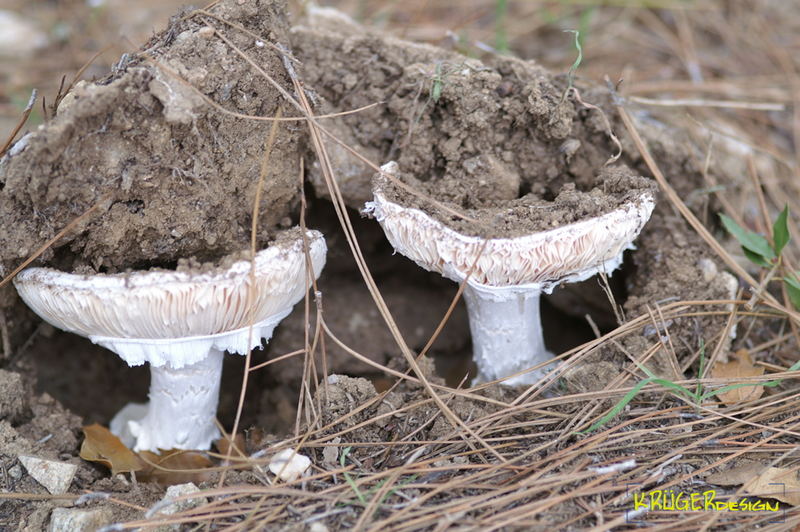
left=80, top=423, right=143, bottom=476
left=744, top=467, right=800, bottom=506
left=705, top=460, right=767, bottom=486
left=710, top=349, right=765, bottom=405
left=214, top=433, right=246, bottom=459
left=139, top=449, right=214, bottom=486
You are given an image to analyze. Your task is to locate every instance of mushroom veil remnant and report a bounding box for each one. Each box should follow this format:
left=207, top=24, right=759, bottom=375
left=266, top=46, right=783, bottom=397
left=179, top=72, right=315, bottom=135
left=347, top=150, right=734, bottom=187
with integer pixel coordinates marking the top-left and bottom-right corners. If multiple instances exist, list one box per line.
left=14, top=229, right=326, bottom=451
left=366, top=162, right=655, bottom=386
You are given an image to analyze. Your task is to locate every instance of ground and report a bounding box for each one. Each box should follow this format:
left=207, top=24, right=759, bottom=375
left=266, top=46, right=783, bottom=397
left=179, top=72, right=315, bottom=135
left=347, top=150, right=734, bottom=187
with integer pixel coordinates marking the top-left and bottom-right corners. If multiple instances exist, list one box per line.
left=1, top=1, right=800, bottom=530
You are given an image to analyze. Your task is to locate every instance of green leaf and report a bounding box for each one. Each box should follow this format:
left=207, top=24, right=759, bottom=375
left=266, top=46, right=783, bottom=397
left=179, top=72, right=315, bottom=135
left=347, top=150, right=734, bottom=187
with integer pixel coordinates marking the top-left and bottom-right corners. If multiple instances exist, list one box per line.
left=581, top=376, right=697, bottom=434
left=696, top=339, right=706, bottom=398
left=719, top=214, right=776, bottom=262
left=649, top=378, right=698, bottom=402
left=785, top=275, right=800, bottom=310
left=773, top=206, right=791, bottom=257
left=785, top=272, right=800, bottom=291
left=744, top=248, right=772, bottom=268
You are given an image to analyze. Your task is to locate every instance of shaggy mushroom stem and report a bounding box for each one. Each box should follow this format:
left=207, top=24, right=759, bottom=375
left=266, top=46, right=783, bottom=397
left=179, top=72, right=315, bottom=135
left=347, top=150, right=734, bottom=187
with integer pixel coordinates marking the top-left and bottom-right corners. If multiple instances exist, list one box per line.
left=129, top=349, right=224, bottom=452
left=464, top=286, right=551, bottom=385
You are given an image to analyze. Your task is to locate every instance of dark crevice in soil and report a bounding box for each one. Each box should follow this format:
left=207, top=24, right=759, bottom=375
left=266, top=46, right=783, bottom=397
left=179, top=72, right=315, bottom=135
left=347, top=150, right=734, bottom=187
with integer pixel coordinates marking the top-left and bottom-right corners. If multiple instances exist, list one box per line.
left=24, top=330, right=280, bottom=431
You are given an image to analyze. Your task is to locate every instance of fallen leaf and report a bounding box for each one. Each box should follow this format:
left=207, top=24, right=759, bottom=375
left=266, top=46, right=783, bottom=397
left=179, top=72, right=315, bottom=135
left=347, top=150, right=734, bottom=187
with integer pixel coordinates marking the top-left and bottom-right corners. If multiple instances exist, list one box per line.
left=706, top=460, right=767, bottom=486
left=80, top=424, right=143, bottom=476
left=214, top=433, right=246, bottom=460
left=710, top=349, right=765, bottom=405
left=138, top=449, right=214, bottom=486
left=745, top=467, right=800, bottom=506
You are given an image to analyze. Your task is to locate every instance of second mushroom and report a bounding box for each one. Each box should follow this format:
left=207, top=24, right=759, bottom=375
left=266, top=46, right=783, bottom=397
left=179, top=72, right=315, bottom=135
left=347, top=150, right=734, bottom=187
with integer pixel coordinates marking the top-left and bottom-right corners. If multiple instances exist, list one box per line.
left=366, top=162, right=655, bottom=386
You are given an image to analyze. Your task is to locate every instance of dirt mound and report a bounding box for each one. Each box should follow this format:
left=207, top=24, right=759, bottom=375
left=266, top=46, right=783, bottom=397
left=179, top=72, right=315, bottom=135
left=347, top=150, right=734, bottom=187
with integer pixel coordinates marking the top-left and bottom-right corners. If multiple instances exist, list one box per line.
left=294, top=11, right=630, bottom=212
left=0, top=0, right=298, bottom=277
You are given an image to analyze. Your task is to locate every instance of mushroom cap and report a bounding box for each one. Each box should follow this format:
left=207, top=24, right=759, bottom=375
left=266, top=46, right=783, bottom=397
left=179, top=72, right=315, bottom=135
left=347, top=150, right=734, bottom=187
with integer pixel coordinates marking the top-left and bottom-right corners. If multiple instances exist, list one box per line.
left=365, top=162, right=654, bottom=295
left=13, top=229, right=326, bottom=368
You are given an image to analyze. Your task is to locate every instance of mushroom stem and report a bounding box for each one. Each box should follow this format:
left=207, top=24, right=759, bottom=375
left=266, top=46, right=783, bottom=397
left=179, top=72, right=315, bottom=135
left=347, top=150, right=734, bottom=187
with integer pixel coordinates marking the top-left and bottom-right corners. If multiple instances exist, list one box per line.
left=463, top=285, right=552, bottom=386
left=128, top=349, right=224, bottom=451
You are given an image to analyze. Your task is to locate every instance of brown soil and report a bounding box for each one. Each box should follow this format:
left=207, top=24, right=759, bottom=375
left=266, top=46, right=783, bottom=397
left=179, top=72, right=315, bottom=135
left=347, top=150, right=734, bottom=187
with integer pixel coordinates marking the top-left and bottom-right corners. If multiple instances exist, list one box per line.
left=293, top=12, right=656, bottom=230
left=0, top=0, right=299, bottom=278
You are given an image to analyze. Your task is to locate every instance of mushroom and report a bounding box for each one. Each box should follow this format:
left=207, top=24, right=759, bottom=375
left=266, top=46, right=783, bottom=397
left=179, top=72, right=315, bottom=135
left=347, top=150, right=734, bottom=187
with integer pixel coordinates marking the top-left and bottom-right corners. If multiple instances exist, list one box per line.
left=13, top=229, right=326, bottom=451
left=365, top=162, right=655, bottom=386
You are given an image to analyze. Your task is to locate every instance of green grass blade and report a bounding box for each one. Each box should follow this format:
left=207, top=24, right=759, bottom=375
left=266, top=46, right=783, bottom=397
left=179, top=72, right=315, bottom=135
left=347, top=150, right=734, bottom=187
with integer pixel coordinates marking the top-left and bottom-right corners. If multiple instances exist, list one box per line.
left=494, top=0, right=508, bottom=53
left=648, top=378, right=698, bottom=402
left=702, top=358, right=800, bottom=402
left=696, top=339, right=706, bottom=398
left=340, top=446, right=367, bottom=504
left=581, top=378, right=654, bottom=433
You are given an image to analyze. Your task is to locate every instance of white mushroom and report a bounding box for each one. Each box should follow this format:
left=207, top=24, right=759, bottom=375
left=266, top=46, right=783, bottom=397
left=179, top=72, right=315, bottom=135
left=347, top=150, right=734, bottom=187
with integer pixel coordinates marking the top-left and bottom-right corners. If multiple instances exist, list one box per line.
left=366, top=162, right=654, bottom=386
left=14, top=229, right=326, bottom=451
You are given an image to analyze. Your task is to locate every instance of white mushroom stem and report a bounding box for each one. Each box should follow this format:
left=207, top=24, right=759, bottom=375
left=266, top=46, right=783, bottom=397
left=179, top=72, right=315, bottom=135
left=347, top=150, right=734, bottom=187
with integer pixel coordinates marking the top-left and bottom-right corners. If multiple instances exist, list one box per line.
left=127, top=349, right=224, bottom=452
left=463, top=286, right=551, bottom=386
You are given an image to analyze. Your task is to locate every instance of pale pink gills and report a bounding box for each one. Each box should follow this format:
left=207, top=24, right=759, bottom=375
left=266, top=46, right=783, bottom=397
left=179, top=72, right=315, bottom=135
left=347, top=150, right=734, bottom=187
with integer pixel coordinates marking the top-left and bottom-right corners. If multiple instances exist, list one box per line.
left=365, top=162, right=654, bottom=386
left=14, top=229, right=326, bottom=451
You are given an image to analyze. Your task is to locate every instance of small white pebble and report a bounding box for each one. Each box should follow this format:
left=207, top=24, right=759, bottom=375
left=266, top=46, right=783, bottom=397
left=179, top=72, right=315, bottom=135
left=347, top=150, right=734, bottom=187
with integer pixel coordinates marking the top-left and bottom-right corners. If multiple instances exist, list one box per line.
left=308, top=522, right=329, bottom=532
left=255, top=40, right=265, bottom=47
left=197, top=26, right=215, bottom=39
left=269, top=449, right=311, bottom=482
left=697, top=258, right=718, bottom=283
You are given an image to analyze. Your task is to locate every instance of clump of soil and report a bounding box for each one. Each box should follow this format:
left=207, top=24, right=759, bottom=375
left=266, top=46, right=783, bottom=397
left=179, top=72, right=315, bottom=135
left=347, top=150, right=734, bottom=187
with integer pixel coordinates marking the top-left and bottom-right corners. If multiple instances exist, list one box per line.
left=376, top=163, right=656, bottom=238
left=0, top=0, right=298, bottom=278
left=293, top=9, right=638, bottom=214
left=315, top=374, right=384, bottom=446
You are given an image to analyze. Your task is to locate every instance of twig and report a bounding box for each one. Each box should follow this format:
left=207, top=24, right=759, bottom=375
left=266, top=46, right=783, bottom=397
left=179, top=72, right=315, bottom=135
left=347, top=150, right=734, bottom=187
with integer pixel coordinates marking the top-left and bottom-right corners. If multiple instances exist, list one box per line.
left=0, top=89, right=37, bottom=158
left=629, top=95, right=785, bottom=111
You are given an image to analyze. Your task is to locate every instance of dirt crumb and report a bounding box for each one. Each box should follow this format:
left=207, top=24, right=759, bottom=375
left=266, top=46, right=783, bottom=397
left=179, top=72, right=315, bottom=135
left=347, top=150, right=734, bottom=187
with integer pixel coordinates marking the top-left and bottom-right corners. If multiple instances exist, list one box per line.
left=319, top=374, right=378, bottom=426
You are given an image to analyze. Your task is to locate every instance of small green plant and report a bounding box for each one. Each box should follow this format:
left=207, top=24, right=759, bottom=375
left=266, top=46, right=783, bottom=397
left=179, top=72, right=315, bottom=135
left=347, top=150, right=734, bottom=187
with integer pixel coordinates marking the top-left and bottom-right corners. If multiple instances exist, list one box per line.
left=430, top=62, right=445, bottom=104
left=719, top=206, right=800, bottom=309
left=582, top=342, right=800, bottom=434
left=560, top=29, right=583, bottom=104
left=340, top=446, right=367, bottom=504
left=338, top=446, right=417, bottom=513
left=494, top=0, right=509, bottom=54
left=407, top=61, right=487, bottom=137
